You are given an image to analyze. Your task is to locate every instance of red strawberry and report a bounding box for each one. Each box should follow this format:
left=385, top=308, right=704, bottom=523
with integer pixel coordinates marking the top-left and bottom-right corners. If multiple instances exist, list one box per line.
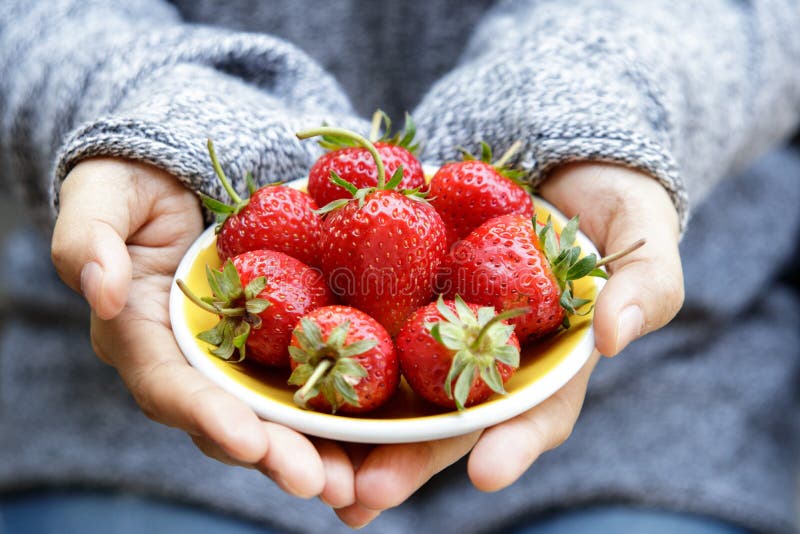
left=288, top=305, right=399, bottom=414
left=396, top=296, right=522, bottom=410
left=439, top=214, right=614, bottom=344
left=177, top=249, right=333, bottom=367
left=298, top=125, right=447, bottom=336
left=307, top=111, right=425, bottom=208
left=202, top=140, right=323, bottom=266
left=429, top=142, right=533, bottom=247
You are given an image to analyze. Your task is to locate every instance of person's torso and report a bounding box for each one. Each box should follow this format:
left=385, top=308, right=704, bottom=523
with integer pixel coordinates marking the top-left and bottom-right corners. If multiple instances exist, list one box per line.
left=169, top=0, right=498, bottom=118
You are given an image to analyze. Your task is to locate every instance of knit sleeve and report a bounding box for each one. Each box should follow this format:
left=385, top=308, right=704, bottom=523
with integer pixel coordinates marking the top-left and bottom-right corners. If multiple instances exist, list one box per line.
left=0, top=1, right=364, bottom=225
left=414, top=0, right=800, bottom=229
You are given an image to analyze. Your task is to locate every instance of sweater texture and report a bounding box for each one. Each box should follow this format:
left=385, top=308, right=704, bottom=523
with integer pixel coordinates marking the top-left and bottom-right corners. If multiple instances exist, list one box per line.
left=1, top=1, right=799, bottom=532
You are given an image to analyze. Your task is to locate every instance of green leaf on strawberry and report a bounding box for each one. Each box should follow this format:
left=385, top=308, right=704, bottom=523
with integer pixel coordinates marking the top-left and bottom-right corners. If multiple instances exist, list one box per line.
left=535, top=215, right=607, bottom=327
left=458, top=141, right=528, bottom=187
left=177, top=259, right=269, bottom=362
left=316, top=110, right=419, bottom=155
left=289, top=317, right=375, bottom=412
left=286, top=306, right=401, bottom=415
left=425, top=296, right=525, bottom=411
left=370, top=110, right=420, bottom=154
left=536, top=215, right=646, bottom=327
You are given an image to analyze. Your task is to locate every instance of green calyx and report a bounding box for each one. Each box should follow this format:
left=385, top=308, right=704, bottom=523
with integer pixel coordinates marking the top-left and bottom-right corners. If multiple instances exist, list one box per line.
left=369, top=109, right=420, bottom=153
left=316, top=109, right=420, bottom=155
left=458, top=140, right=529, bottom=189
left=176, top=259, right=271, bottom=362
left=537, top=215, right=605, bottom=328
left=297, top=124, right=427, bottom=214
left=288, top=318, right=376, bottom=412
left=426, top=295, right=525, bottom=411
left=537, top=215, right=646, bottom=328
left=200, top=139, right=263, bottom=231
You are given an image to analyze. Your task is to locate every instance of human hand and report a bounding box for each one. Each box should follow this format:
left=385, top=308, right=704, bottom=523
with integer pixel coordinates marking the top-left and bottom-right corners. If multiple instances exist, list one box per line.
left=50, top=159, right=357, bottom=504
left=333, top=162, right=685, bottom=527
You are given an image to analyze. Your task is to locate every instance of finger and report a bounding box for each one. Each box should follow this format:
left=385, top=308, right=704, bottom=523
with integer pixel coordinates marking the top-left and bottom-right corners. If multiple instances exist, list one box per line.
left=52, top=164, right=133, bottom=319
left=193, top=428, right=325, bottom=499
left=52, top=159, right=153, bottom=319
left=590, top=179, right=683, bottom=356
left=333, top=443, right=377, bottom=526
left=119, top=335, right=272, bottom=463
left=343, top=443, right=372, bottom=471
left=593, top=237, right=683, bottom=356
left=354, top=431, right=480, bottom=511
left=190, top=435, right=256, bottom=469
left=93, top=309, right=299, bottom=466
left=98, top=312, right=326, bottom=497
left=52, top=158, right=192, bottom=320
left=540, top=163, right=684, bottom=356
left=335, top=503, right=381, bottom=529
left=313, top=439, right=356, bottom=508
left=468, top=352, right=599, bottom=492
left=253, top=423, right=326, bottom=499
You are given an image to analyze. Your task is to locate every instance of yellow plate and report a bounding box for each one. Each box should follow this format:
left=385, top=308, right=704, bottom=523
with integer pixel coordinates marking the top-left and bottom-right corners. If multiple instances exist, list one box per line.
left=169, top=179, right=602, bottom=443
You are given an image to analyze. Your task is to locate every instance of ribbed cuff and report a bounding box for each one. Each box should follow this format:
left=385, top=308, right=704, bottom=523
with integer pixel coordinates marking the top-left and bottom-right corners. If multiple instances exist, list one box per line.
left=50, top=63, right=366, bottom=220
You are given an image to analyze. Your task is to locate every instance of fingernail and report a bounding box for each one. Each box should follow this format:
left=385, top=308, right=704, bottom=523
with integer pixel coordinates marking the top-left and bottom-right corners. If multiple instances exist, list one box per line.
left=615, top=305, right=643, bottom=354
left=80, top=262, right=103, bottom=307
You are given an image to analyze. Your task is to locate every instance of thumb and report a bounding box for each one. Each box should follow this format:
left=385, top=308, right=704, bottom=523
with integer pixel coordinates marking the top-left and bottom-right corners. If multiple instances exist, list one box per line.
left=591, top=201, right=684, bottom=356
left=51, top=159, right=153, bottom=320
left=540, top=163, right=685, bottom=357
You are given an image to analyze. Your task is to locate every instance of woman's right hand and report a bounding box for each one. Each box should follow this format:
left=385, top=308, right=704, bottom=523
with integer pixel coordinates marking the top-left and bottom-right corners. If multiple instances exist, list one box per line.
left=50, top=158, right=357, bottom=508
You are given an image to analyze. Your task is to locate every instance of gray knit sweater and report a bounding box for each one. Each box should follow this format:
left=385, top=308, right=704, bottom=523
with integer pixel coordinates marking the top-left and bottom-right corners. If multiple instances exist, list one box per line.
left=1, top=1, right=799, bottom=532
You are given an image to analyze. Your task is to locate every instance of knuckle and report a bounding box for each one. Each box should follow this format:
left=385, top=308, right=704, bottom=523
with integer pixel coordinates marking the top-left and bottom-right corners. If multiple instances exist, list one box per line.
left=191, top=435, right=234, bottom=465
left=133, top=388, right=160, bottom=423
left=547, top=395, right=577, bottom=448
left=651, top=265, right=685, bottom=328
left=128, top=360, right=171, bottom=424
left=419, top=441, right=439, bottom=476
left=186, top=386, right=218, bottom=433
left=666, top=275, right=685, bottom=314
left=49, top=237, right=73, bottom=281
left=517, top=414, right=553, bottom=460
left=552, top=423, right=574, bottom=449
left=88, top=326, right=112, bottom=366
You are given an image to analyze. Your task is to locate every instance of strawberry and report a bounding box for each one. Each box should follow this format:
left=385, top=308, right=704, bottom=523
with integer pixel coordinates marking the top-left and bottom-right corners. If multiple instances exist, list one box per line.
left=177, top=249, right=333, bottom=367
left=297, top=125, right=447, bottom=336
left=201, top=140, right=323, bottom=266
left=438, top=214, right=640, bottom=344
left=288, top=305, right=399, bottom=414
left=428, top=142, right=533, bottom=247
left=307, top=111, right=425, bottom=208
left=396, top=296, right=522, bottom=410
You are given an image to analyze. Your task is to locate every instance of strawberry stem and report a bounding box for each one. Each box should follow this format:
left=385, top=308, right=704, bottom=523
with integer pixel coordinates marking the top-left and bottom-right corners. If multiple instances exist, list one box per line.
left=293, top=358, right=333, bottom=409
left=596, top=239, right=646, bottom=268
left=296, top=127, right=386, bottom=188
left=207, top=139, right=243, bottom=205
left=493, top=140, right=523, bottom=168
left=176, top=279, right=245, bottom=317
left=368, top=109, right=383, bottom=142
